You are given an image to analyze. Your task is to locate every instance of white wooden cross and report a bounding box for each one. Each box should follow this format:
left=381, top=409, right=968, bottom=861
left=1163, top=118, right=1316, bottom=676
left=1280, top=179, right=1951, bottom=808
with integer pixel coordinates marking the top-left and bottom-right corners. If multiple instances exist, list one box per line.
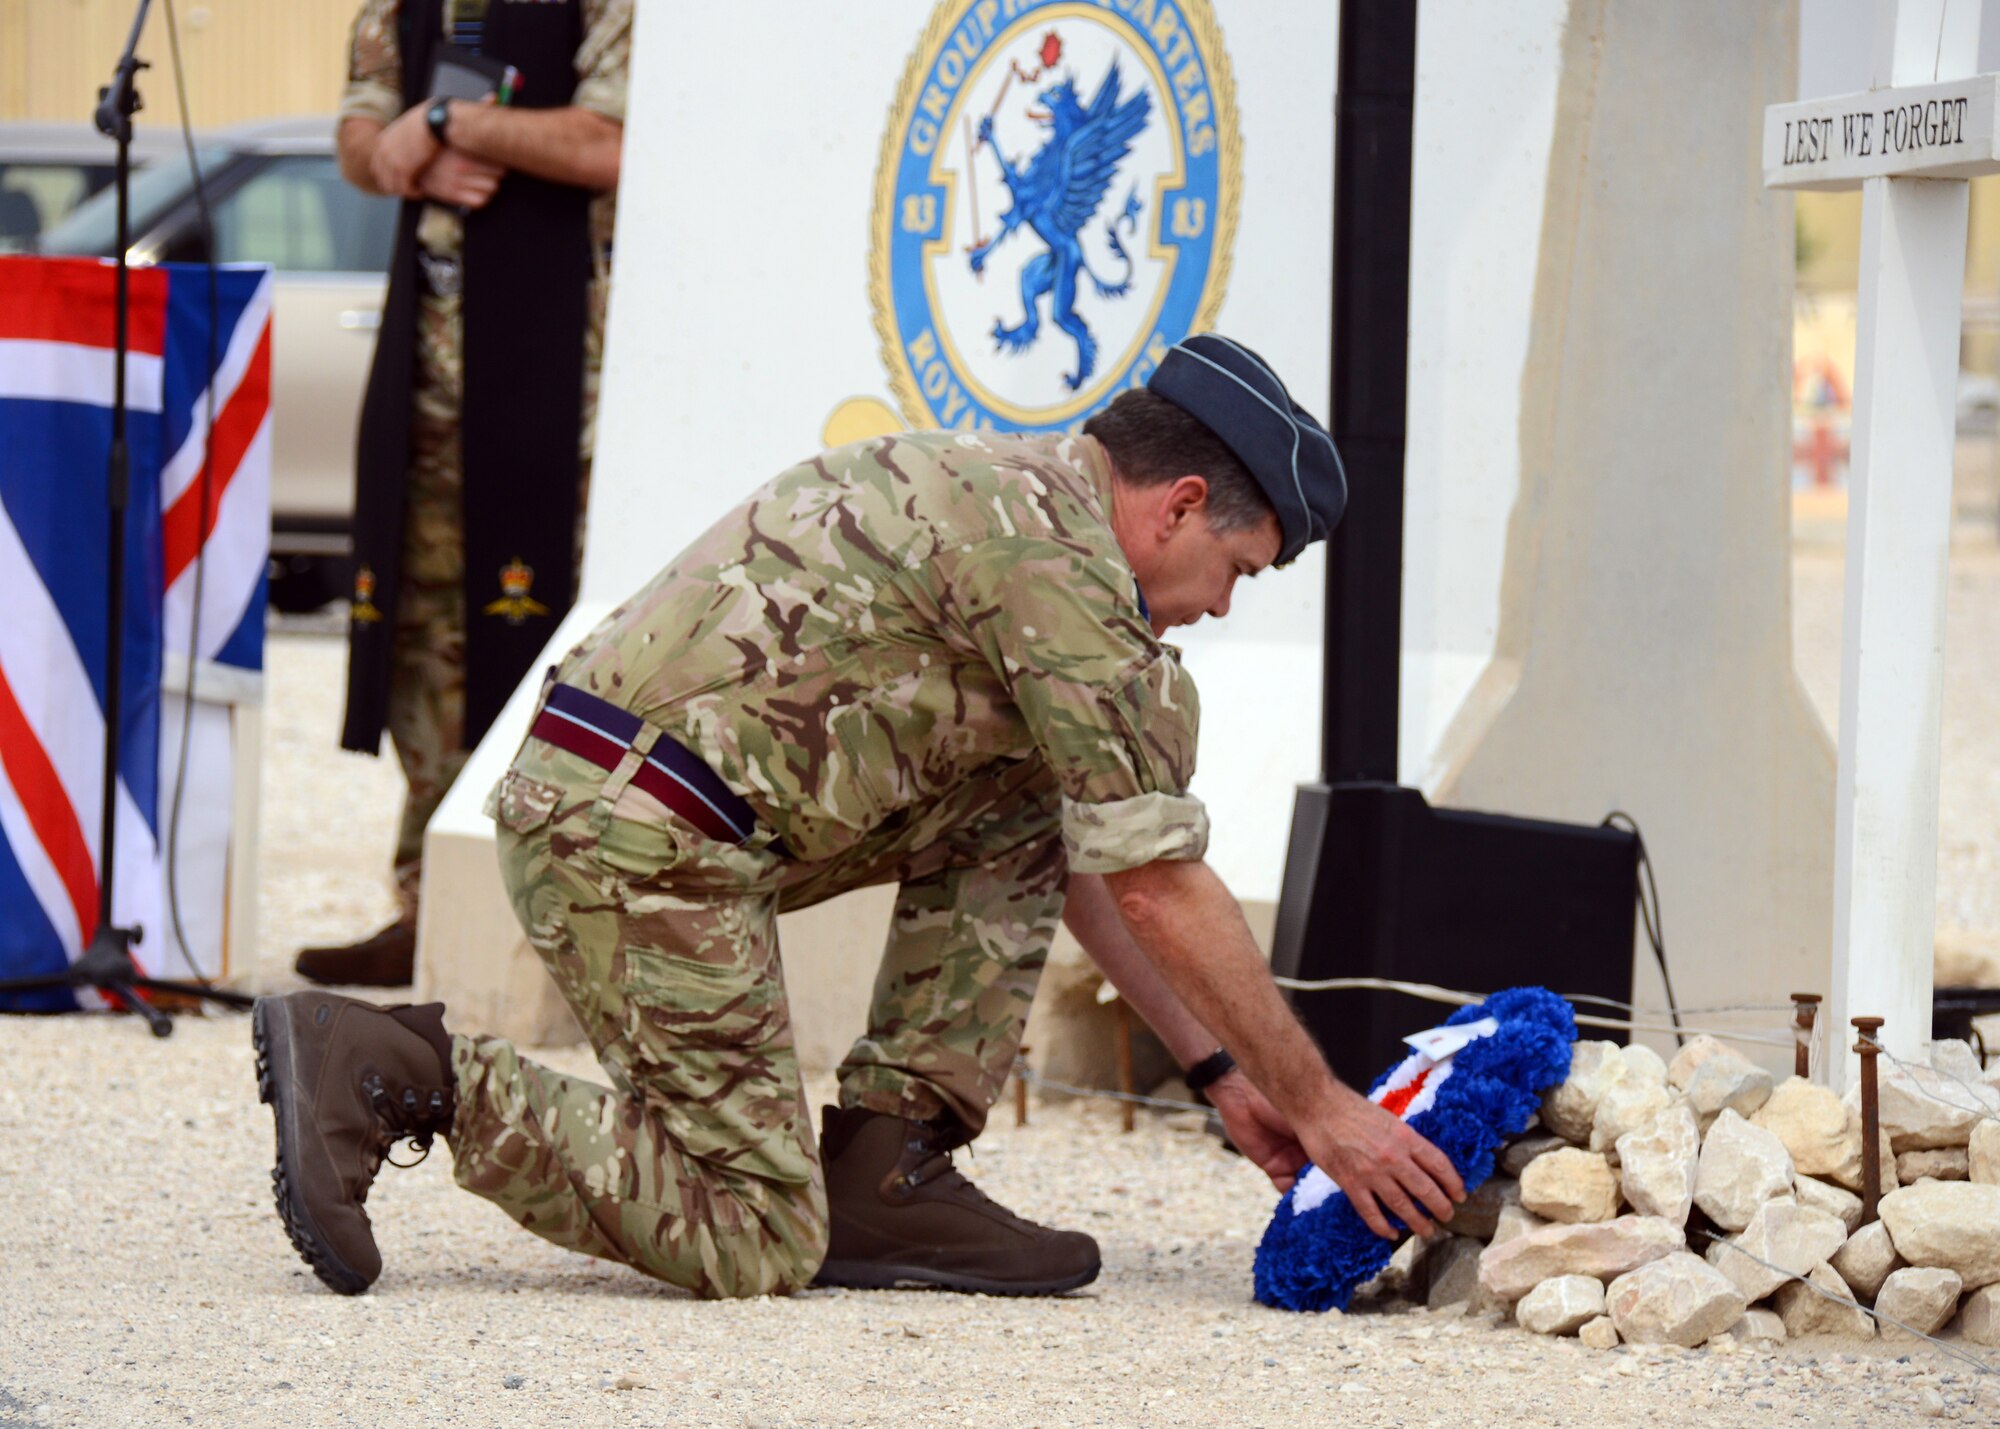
left=1764, top=0, right=1994, bottom=1082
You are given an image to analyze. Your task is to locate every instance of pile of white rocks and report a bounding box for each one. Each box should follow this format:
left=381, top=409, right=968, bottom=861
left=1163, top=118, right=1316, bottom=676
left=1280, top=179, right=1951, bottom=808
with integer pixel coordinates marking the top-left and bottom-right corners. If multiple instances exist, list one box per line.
left=1364, top=1034, right=2000, bottom=1352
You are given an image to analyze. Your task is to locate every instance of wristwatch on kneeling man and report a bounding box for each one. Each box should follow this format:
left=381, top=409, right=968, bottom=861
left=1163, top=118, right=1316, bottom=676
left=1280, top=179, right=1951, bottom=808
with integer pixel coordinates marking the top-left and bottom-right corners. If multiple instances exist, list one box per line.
left=1184, top=1046, right=1236, bottom=1105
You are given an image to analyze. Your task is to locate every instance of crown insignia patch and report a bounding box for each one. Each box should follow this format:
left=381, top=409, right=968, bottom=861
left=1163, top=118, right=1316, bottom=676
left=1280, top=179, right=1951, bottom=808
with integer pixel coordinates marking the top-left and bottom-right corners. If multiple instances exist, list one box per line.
left=350, top=563, right=382, bottom=624
left=482, top=557, right=550, bottom=624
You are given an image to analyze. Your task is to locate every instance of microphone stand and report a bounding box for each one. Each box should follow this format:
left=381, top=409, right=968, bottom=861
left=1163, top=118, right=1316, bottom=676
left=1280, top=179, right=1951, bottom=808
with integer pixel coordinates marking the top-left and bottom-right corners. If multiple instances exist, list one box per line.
left=0, top=0, right=252, bottom=1033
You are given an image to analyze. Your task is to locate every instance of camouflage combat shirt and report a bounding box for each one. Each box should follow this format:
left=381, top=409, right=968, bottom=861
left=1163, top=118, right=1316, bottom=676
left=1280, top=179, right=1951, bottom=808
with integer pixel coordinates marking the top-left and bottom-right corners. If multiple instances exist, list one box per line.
left=557, top=432, right=1210, bottom=875
left=339, top=0, right=632, bottom=265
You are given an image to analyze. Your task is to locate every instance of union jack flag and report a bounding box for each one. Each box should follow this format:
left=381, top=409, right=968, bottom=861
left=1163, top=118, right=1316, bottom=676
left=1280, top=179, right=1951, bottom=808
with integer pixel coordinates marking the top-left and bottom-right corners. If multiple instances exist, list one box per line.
left=0, top=256, right=270, bottom=1005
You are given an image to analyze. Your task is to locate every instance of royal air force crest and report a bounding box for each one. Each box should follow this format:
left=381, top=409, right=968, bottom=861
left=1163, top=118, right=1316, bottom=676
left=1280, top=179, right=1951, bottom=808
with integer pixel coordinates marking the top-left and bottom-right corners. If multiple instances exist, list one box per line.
left=872, top=0, right=1239, bottom=434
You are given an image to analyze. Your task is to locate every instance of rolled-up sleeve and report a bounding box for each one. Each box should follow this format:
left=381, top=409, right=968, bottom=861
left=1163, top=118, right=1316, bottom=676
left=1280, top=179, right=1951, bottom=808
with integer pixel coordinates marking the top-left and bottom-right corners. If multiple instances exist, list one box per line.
left=573, top=0, right=633, bottom=123
left=937, top=537, right=1208, bottom=874
left=339, top=0, right=405, bottom=128
left=1057, top=647, right=1208, bottom=871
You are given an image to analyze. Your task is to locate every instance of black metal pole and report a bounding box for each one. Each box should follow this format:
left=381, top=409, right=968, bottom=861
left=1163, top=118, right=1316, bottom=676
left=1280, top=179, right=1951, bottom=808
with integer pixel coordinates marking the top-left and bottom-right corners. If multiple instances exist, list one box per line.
left=1322, top=0, right=1416, bottom=782
left=1268, top=0, right=1420, bottom=1030
left=97, top=55, right=138, bottom=930
left=1272, top=6, right=1643, bottom=1085
left=81, top=0, right=171, bottom=1036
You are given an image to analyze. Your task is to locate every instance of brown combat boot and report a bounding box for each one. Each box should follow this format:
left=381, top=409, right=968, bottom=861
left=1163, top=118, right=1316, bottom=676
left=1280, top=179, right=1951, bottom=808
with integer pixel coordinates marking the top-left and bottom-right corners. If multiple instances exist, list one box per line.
left=812, top=1105, right=1100, bottom=1295
left=294, top=918, right=417, bottom=987
left=251, top=991, right=456, bottom=1294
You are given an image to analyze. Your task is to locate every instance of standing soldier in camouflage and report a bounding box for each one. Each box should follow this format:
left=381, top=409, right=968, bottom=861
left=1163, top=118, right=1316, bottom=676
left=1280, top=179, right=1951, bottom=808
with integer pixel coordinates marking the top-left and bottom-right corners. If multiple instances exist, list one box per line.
left=296, top=0, right=631, bottom=987
left=254, top=336, right=1465, bottom=1298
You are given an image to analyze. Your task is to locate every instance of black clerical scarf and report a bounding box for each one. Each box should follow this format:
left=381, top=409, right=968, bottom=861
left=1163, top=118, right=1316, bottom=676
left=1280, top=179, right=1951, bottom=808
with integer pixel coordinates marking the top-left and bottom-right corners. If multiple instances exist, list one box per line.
left=342, top=0, right=592, bottom=754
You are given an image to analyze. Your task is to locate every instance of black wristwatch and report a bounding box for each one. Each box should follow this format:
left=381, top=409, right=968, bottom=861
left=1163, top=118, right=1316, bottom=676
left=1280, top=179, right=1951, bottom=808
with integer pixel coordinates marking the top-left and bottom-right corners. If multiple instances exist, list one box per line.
left=425, top=97, right=452, bottom=146
left=1184, top=1046, right=1236, bottom=1097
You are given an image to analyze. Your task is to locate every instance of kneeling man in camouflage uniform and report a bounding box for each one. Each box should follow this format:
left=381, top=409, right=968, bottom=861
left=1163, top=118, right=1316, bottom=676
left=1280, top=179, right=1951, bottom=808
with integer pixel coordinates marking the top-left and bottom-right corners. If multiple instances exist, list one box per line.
left=253, top=335, right=1465, bottom=1298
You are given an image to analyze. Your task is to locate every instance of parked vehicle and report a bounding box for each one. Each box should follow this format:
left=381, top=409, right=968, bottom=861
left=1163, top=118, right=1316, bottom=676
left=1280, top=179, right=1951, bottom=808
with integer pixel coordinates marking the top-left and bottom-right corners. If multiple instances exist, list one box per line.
left=36, top=116, right=395, bottom=611
left=0, top=120, right=181, bottom=253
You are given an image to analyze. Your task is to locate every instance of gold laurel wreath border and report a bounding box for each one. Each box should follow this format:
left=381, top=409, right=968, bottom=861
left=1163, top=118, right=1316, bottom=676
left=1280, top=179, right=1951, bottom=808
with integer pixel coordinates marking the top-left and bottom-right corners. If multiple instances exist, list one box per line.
left=867, top=0, right=1243, bottom=432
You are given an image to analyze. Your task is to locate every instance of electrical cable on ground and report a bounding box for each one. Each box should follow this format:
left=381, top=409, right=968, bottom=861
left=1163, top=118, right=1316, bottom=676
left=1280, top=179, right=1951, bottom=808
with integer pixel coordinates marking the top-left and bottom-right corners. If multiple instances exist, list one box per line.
left=1603, top=811, right=1684, bottom=1047
left=159, top=0, right=223, bottom=993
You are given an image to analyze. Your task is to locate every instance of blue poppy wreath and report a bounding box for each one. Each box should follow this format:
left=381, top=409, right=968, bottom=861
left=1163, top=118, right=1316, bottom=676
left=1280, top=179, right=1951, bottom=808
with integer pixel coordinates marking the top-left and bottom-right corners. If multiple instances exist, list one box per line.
left=1253, top=985, right=1577, bottom=1313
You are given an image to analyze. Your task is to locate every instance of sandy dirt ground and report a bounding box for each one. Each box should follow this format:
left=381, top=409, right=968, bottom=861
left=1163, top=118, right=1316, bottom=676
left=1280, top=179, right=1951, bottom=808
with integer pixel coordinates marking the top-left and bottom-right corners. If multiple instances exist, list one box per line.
left=0, top=545, right=1996, bottom=1427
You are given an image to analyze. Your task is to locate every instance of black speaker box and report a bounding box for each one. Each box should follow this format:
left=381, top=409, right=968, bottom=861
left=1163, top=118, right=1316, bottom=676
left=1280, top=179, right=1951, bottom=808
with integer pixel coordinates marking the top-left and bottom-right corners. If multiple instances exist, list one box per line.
left=1270, top=782, right=1638, bottom=1090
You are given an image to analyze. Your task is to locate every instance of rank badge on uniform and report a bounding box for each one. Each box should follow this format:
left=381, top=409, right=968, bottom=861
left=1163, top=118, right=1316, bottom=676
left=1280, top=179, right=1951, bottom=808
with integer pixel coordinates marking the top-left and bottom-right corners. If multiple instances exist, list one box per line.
left=870, top=0, right=1240, bottom=435
left=483, top=557, right=551, bottom=624
left=351, top=564, right=383, bottom=624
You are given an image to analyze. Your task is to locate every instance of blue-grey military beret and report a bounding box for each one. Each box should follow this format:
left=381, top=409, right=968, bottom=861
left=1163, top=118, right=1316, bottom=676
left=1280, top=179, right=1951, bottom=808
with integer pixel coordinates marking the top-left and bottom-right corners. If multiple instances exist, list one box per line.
left=1146, top=334, right=1346, bottom=564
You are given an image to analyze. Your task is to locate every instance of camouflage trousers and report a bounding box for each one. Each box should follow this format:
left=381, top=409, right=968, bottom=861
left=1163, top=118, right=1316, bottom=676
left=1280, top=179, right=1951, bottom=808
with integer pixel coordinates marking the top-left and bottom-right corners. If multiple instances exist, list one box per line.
left=386, top=284, right=599, bottom=913
left=448, top=736, right=1067, bottom=1297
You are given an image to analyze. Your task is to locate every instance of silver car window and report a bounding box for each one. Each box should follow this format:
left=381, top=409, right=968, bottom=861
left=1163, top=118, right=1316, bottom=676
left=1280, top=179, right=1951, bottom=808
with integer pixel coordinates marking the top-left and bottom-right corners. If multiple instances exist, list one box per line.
left=211, top=155, right=394, bottom=274
left=34, top=147, right=230, bottom=257
left=0, top=161, right=118, bottom=252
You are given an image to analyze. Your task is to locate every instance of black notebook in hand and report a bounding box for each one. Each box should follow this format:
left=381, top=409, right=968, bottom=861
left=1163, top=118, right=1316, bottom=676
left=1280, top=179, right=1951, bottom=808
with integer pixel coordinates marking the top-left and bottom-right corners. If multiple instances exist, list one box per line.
left=427, top=44, right=516, bottom=105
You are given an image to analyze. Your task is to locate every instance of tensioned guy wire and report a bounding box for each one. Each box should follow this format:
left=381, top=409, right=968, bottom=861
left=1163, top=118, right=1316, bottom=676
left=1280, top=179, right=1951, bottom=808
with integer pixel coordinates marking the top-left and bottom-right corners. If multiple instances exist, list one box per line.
left=1699, top=1232, right=1997, bottom=1377
left=1017, top=1063, right=1216, bottom=1118
left=1267, top=976, right=1797, bottom=1049
left=1018, top=978, right=1810, bottom=1121
left=1858, top=1034, right=2000, bottom=1131
left=1566, top=994, right=1800, bottom=1018
left=1026, top=991, right=2000, bottom=1131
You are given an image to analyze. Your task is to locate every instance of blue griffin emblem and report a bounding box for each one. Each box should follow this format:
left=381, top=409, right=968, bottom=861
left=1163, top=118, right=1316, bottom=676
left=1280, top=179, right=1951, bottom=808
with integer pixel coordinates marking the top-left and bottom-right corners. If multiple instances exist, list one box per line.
left=872, top=0, right=1238, bottom=434
left=968, top=66, right=1150, bottom=391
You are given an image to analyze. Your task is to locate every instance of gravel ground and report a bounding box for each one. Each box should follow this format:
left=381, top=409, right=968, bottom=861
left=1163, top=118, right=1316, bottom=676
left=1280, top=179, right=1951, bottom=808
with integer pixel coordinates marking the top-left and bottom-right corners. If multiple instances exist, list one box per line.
left=0, top=545, right=1995, bottom=1427
left=1, top=1016, right=1993, bottom=1429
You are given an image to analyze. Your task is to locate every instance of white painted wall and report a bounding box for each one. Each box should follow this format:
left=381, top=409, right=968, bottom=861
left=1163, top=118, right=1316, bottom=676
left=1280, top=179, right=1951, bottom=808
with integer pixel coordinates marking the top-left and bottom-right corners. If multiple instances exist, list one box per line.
left=580, top=1, right=892, bottom=600
left=1399, top=0, right=1569, bottom=789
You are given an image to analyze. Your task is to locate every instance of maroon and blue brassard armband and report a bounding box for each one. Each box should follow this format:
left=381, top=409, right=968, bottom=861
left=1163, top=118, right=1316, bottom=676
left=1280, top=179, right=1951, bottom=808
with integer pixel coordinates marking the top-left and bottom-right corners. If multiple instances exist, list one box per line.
left=1253, top=986, right=1576, bottom=1313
